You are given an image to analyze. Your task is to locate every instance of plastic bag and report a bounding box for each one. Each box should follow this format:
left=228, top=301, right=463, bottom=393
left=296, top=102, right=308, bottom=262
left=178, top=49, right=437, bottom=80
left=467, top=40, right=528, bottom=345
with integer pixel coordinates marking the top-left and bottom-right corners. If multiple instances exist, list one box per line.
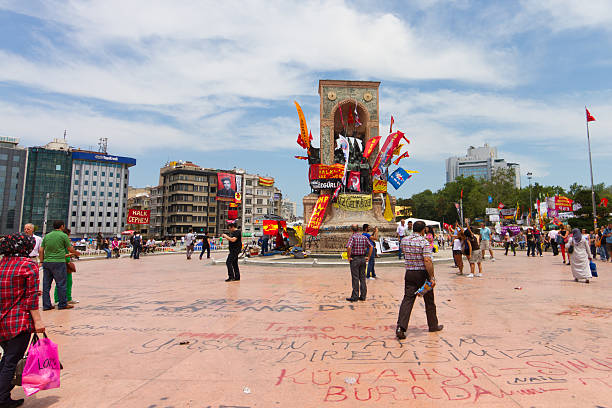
left=590, top=261, right=598, bottom=277
left=21, top=333, right=61, bottom=396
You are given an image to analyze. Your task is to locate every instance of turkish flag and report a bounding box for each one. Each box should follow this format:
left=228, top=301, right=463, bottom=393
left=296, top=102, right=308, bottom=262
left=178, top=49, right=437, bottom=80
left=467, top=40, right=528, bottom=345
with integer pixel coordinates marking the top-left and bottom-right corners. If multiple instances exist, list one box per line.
left=586, top=108, right=596, bottom=122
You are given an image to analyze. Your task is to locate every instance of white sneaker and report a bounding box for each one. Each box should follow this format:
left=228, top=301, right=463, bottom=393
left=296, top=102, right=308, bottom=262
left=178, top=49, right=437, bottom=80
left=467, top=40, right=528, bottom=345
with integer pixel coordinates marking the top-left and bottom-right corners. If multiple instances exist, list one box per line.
left=368, top=277, right=375, bottom=280
left=475, top=273, right=483, bottom=277
left=466, top=273, right=474, bottom=278
left=491, top=258, right=495, bottom=262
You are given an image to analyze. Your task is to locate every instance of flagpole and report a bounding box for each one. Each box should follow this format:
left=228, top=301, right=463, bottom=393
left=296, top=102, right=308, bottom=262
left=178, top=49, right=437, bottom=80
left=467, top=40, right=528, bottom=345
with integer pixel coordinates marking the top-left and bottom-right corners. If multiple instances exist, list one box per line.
left=586, top=107, right=597, bottom=230
left=460, top=198, right=464, bottom=228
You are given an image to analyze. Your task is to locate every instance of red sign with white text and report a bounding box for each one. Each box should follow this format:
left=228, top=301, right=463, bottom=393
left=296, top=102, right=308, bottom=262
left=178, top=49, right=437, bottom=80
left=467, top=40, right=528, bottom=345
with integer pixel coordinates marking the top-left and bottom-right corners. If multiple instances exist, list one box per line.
left=127, top=209, right=150, bottom=224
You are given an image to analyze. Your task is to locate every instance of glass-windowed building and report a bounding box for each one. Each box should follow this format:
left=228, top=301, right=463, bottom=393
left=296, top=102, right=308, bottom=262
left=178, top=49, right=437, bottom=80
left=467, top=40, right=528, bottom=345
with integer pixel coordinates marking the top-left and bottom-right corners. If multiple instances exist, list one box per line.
left=0, top=136, right=28, bottom=235
left=22, top=141, right=73, bottom=234
left=68, top=151, right=136, bottom=239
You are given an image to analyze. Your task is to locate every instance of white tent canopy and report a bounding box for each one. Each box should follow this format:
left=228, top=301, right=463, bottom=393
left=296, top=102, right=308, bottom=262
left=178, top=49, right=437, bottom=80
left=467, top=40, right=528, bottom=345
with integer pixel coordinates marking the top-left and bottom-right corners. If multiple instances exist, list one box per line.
left=397, top=218, right=441, bottom=230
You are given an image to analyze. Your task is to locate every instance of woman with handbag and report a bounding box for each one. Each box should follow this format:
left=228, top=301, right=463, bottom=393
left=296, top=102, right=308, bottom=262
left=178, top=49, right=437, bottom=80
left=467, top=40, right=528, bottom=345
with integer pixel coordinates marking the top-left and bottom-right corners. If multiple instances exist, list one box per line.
left=54, top=228, right=77, bottom=305
left=557, top=225, right=570, bottom=264
left=566, top=228, right=593, bottom=283
left=0, top=233, right=45, bottom=408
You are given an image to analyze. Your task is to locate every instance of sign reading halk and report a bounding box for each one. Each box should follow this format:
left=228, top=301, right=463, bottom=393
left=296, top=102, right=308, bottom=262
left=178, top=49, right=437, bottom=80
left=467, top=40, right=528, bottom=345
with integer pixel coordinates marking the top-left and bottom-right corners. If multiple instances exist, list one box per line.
left=127, top=209, right=150, bottom=225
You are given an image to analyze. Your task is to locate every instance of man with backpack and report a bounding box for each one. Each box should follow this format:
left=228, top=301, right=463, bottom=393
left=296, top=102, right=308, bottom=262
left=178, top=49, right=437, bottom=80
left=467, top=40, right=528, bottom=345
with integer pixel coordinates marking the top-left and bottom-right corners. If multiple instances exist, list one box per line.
left=132, top=233, right=142, bottom=259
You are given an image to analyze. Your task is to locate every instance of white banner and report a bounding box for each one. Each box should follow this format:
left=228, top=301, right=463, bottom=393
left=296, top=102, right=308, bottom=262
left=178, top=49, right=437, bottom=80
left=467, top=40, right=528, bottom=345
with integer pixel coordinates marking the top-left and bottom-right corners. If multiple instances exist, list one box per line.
left=488, top=214, right=500, bottom=222
left=485, top=208, right=499, bottom=215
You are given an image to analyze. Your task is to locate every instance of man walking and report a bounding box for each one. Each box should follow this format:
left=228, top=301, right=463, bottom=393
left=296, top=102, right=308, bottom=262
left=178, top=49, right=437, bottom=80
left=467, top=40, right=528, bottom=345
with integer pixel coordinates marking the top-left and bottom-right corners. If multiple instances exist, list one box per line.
left=396, top=221, right=443, bottom=339
left=548, top=228, right=559, bottom=255
left=199, top=232, right=211, bottom=260
left=603, top=223, right=612, bottom=262
left=222, top=224, right=241, bottom=281
left=39, top=220, right=80, bottom=310
left=479, top=223, right=494, bottom=261
left=132, top=233, right=142, bottom=259
left=363, top=224, right=378, bottom=279
left=23, top=223, right=42, bottom=263
left=346, top=224, right=373, bottom=302
left=397, top=219, right=406, bottom=259
left=184, top=229, right=195, bottom=260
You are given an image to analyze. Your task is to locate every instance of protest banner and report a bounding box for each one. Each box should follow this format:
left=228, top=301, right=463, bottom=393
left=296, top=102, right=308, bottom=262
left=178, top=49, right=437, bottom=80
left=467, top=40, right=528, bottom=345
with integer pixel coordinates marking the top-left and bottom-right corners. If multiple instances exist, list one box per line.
left=305, top=194, right=330, bottom=236
left=335, top=194, right=373, bottom=212
left=127, top=209, right=150, bottom=224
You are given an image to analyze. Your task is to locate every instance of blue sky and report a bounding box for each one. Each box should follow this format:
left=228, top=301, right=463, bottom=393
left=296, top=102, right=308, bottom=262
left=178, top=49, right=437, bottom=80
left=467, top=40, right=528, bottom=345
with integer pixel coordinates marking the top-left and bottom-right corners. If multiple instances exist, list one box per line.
left=1, top=0, right=612, bottom=214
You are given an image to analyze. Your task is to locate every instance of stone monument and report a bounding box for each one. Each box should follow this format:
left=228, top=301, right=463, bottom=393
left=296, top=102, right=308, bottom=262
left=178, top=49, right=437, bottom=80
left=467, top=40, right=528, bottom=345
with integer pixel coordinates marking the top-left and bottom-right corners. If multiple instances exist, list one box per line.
left=303, top=80, right=397, bottom=252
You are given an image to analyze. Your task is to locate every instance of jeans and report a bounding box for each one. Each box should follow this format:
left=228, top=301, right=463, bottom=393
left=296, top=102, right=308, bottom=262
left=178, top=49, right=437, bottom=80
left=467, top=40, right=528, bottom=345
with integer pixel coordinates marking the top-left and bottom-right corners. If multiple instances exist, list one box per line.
left=226, top=251, right=240, bottom=280
left=103, top=248, right=111, bottom=258
left=262, top=240, right=268, bottom=254
left=367, top=247, right=377, bottom=278
left=0, top=331, right=30, bottom=403
left=397, top=269, right=438, bottom=331
left=398, top=237, right=404, bottom=259
left=504, top=242, right=516, bottom=255
left=598, top=246, right=608, bottom=261
left=43, top=262, right=67, bottom=309
left=133, top=245, right=141, bottom=259
left=551, top=241, right=558, bottom=255
left=527, top=241, right=535, bottom=256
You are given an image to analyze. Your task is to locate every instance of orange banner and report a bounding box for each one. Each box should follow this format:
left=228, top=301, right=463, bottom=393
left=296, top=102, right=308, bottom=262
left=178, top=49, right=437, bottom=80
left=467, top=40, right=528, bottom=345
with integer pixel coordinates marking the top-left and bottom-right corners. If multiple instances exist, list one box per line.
left=309, top=163, right=345, bottom=180
left=294, top=101, right=310, bottom=150
left=373, top=179, right=387, bottom=194
left=305, top=194, right=330, bottom=236
left=362, top=136, right=381, bottom=159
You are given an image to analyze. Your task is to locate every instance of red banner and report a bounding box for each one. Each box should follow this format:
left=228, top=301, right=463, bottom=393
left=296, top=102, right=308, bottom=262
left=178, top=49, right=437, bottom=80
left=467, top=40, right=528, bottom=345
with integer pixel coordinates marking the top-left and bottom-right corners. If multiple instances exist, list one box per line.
left=555, top=196, right=573, bottom=212
left=127, top=209, right=150, bottom=225
left=362, top=136, right=381, bottom=159
left=372, top=179, right=387, bottom=194
left=309, top=164, right=345, bottom=181
left=263, top=220, right=278, bottom=235
left=305, top=194, right=330, bottom=236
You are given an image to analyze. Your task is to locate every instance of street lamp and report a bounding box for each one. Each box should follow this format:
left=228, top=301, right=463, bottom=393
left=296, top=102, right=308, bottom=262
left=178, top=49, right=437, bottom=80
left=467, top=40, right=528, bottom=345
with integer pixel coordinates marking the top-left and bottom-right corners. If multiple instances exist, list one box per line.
left=42, top=192, right=58, bottom=236
left=527, top=172, right=533, bottom=227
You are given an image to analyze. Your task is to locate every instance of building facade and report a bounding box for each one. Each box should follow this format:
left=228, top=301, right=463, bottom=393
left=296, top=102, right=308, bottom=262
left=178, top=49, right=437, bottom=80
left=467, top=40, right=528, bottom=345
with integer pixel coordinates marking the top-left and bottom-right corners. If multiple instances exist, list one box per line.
left=446, top=144, right=521, bottom=188
left=0, top=137, right=28, bottom=235
left=22, top=139, right=73, bottom=234
left=281, top=199, right=297, bottom=222
left=67, top=150, right=136, bottom=238
left=240, top=172, right=282, bottom=235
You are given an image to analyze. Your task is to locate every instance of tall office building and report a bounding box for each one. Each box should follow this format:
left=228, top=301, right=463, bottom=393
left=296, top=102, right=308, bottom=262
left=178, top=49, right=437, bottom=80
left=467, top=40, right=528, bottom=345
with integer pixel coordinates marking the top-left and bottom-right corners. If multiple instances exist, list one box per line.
left=446, top=144, right=521, bottom=188
left=22, top=139, right=73, bottom=234
left=68, top=150, right=136, bottom=238
left=0, top=136, right=28, bottom=234
left=239, top=171, right=283, bottom=235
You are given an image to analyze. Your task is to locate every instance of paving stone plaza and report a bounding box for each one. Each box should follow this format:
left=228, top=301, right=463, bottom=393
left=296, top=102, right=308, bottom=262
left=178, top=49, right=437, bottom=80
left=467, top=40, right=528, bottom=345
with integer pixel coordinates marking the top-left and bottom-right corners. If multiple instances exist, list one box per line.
left=16, top=251, right=612, bottom=407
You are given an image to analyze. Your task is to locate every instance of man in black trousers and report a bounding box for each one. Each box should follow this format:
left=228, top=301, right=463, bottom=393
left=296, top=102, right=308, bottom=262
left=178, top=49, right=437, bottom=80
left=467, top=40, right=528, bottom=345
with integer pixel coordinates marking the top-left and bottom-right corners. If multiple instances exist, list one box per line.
left=222, top=223, right=241, bottom=282
left=345, top=224, right=373, bottom=302
left=396, top=220, right=443, bottom=339
left=199, top=232, right=211, bottom=260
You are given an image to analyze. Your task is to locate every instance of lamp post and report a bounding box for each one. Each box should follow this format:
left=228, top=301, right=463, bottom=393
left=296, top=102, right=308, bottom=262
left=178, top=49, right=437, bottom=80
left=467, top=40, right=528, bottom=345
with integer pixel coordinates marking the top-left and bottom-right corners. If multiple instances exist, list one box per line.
left=527, top=172, right=533, bottom=227
left=42, top=192, right=58, bottom=236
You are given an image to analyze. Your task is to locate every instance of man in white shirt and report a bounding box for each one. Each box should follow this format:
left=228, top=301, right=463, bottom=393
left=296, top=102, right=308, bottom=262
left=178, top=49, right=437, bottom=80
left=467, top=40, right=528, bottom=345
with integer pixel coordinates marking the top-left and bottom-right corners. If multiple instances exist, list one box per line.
left=184, top=229, right=195, bottom=260
left=397, top=220, right=406, bottom=260
left=24, top=223, right=42, bottom=262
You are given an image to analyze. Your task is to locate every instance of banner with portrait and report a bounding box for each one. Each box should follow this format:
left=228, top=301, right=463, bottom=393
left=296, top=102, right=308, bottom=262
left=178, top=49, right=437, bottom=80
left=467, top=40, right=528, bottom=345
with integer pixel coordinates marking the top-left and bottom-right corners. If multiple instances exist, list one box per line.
left=217, top=173, right=236, bottom=201
left=347, top=171, right=361, bottom=192
left=305, top=194, right=330, bottom=236
left=335, top=194, right=373, bottom=212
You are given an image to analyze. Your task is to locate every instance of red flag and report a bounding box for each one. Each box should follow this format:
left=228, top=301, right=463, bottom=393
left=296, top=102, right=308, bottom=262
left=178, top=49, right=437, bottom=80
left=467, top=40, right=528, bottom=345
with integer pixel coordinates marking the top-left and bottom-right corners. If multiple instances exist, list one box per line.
left=294, top=155, right=308, bottom=160
left=460, top=189, right=463, bottom=199
left=498, top=202, right=505, bottom=210
left=389, top=115, right=394, bottom=134
left=586, top=108, right=596, bottom=122
left=362, top=136, right=381, bottom=159
left=392, top=151, right=410, bottom=165
left=601, top=198, right=609, bottom=207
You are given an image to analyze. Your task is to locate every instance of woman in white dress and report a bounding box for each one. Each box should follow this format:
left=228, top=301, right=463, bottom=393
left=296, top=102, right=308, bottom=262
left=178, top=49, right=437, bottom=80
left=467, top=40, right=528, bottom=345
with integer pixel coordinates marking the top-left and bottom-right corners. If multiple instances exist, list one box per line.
left=566, top=228, right=593, bottom=283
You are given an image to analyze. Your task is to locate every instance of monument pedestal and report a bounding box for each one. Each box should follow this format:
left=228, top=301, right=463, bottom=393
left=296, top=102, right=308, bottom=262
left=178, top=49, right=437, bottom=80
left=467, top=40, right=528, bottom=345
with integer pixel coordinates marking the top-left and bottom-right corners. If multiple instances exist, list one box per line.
left=303, top=193, right=396, bottom=252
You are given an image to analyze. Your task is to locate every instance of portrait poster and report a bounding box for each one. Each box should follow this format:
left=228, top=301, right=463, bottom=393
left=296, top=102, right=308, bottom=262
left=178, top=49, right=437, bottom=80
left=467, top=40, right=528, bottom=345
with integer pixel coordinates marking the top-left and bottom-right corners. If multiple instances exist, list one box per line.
left=347, top=171, right=361, bottom=192
left=217, top=173, right=236, bottom=201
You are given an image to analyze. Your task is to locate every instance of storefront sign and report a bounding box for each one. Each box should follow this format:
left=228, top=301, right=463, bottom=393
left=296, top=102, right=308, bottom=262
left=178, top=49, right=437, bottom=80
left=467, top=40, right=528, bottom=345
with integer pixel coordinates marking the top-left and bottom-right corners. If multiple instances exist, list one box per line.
left=335, top=194, right=373, bottom=212
left=305, top=194, right=330, bottom=236
left=127, top=209, right=150, bottom=224
left=72, top=151, right=136, bottom=166
left=310, top=179, right=341, bottom=190
left=309, top=164, right=345, bottom=180
left=485, top=208, right=499, bottom=215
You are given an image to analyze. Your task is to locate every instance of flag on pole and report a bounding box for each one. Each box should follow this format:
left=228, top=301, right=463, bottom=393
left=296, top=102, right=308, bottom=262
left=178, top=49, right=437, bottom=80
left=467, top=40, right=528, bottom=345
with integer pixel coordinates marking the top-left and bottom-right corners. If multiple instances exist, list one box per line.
left=354, top=103, right=361, bottom=127
left=601, top=198, right=609, bottom=207
left=388, top=167, right=412, bottom=190
left=383, top=193, right=393, bottom=221
left=389, top=115, right=394, bottom=134
left=586, top=108, right=596, bottom=122
left=337, top=135, right=350, bottom=185
left=392, top=151, right=410, bottom=165
left=362, top=136, right=381, bottom=159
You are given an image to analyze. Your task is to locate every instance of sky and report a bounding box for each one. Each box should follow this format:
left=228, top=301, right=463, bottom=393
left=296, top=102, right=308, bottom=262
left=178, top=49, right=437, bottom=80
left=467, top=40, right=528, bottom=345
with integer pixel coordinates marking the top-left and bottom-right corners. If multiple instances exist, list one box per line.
left=1, top=0, right=612, bottom=214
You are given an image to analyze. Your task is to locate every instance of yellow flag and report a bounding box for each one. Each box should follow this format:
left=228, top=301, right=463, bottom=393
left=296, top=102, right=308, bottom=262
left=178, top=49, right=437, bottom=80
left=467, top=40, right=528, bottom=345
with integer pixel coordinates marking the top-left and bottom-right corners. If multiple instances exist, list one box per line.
left=392, top=143, right=403, bottom=156
left=384, top=194, right=394, bottom=221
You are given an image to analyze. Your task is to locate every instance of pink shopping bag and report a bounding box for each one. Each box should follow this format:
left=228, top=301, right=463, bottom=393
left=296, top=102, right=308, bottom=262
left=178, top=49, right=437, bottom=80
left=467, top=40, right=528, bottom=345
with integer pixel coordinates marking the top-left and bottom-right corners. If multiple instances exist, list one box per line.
left=21, top=333, right=61, bottom=396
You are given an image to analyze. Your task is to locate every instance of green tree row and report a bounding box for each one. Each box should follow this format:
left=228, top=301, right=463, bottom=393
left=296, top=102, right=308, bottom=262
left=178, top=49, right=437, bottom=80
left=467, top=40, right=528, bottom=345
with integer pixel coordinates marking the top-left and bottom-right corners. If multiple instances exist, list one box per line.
left=397, top=168, right=612, bottom=229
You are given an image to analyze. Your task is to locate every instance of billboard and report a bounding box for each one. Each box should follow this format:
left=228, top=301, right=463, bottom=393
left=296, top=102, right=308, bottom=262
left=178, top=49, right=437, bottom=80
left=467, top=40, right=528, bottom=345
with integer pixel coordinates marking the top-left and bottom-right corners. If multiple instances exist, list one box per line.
left=127, top=209, right=150, bottom=224
left=217, top=173, right=236, bottom=201
left=72, top=151, right=136, bottom=166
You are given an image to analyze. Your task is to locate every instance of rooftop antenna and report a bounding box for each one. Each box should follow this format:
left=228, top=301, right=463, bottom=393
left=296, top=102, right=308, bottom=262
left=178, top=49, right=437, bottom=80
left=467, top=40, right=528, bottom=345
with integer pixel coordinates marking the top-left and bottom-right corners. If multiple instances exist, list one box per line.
left=63, top=129, right=67, bottom=140
left=98, top=137, right=108, bottom=154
